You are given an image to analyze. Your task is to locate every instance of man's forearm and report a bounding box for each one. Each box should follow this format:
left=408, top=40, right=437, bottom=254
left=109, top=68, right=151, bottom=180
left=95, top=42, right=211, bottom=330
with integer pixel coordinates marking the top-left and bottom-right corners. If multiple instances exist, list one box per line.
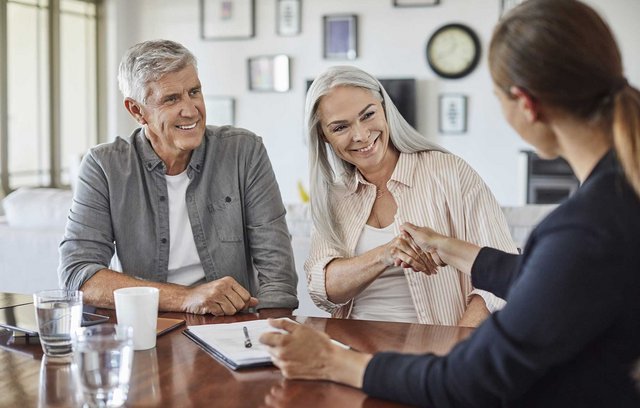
left=80, top=269, right=189, bottom=311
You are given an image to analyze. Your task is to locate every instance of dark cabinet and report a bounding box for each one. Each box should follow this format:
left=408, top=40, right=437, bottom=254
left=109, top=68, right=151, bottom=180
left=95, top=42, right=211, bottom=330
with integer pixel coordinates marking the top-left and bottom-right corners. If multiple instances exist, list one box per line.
left=524, top=151, right=579, bottom=204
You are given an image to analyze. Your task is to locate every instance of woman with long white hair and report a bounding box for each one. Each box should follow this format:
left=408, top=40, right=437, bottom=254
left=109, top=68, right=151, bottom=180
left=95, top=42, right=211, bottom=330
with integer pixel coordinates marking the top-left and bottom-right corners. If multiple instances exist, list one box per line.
left=303, top=65, right=516, bottom=326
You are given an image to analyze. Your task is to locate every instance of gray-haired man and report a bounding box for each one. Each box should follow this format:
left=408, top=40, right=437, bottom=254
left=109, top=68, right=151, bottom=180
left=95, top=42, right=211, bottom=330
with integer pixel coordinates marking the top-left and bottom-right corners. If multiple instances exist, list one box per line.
left=59, top=40, right=298, bottom=316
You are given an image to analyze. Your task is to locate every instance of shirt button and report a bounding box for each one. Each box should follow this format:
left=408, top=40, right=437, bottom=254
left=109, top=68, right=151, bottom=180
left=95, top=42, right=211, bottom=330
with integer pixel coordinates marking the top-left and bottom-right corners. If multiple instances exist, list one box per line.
left=161, top=238, right=167, bottom=244
left=225, top=196, right=231, bottom=203
left=147, top=163, right=152, bottom=169
left=160, top=196, right=166, bottom=202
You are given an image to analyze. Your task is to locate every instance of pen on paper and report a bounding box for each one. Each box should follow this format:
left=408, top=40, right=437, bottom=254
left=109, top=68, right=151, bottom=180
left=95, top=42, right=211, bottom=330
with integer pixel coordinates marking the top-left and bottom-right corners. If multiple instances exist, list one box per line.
left=243, top=326, right=252, bottom=348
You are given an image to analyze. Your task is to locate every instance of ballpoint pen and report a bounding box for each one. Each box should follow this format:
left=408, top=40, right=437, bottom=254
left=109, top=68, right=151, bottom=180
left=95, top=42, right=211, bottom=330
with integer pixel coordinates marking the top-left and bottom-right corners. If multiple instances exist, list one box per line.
left=243, top=326, right=252, bottom=348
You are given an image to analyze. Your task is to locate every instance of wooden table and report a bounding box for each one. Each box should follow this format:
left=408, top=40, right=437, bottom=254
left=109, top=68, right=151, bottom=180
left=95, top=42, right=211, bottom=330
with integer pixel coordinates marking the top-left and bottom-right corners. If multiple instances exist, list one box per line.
left=0, top=293, right=472, bottom=407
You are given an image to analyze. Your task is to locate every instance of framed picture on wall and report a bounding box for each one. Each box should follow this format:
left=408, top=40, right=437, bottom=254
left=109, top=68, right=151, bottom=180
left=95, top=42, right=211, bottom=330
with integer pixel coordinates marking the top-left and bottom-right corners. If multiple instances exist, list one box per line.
left=248, top=55, right=291, bottom=92
left=323, top=14, right=357, bottom=60
left=200, top=0, right=255, bottom=40
left=501, top=0, right=527, bottom=17
left=277, top=0, right=301, bottom=36
left=393, top=0, right=439, bottom=7
left=439, top=94, right=468, bottom=134
left=205, top=97, right=235, bottom=125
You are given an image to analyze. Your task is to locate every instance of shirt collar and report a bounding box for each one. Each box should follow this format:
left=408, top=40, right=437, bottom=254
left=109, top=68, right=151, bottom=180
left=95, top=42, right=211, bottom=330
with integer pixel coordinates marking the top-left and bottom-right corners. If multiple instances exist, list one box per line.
left=135, top=127, right=206, bottom=174
left=344, top=151, right=418, bottom=194
left=583, top=149, right=617, bottom=185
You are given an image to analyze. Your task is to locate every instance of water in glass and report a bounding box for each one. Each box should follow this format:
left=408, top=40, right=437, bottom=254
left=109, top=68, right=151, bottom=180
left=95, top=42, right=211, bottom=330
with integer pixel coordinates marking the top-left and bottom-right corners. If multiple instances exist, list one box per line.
left=74, top=325, right=134, bottom=408
left=34, top=290, right=83, bottom=357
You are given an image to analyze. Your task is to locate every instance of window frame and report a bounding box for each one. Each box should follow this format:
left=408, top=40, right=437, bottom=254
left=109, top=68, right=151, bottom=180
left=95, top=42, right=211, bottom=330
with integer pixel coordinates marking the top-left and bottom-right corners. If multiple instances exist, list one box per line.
left=0, top=0, right=103, bottom=195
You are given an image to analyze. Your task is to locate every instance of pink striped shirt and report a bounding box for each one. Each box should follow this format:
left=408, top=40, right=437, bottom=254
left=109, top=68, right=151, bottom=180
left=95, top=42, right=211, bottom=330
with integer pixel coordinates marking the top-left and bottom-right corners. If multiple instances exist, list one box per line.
left=305, top=151, right=518, bottom=325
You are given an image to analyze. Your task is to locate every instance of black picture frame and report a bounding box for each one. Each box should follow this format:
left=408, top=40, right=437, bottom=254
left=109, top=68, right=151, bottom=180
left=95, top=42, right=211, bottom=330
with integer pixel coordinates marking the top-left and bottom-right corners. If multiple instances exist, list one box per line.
left=200, top=0, right=255, bottom=40
left=247, top=55, right=291, bottom=92
left=393, top=0, right=439, bottom=7
left=277, top=0, right=301, bottom=36
left=323, top=14, right=358, bottom=60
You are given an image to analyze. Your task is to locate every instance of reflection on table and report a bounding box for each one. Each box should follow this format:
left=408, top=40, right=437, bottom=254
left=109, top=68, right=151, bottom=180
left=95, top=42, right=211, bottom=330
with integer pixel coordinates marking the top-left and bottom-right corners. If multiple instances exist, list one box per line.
left=0, top=292, right=472, bottom=408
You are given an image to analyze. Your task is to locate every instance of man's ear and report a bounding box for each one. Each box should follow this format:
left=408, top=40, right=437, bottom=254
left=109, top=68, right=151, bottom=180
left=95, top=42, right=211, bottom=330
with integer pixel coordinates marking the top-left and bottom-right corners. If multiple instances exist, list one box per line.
left=124, top=98, right=146, bottom=125
left=510, top=86, right=539, bottom=123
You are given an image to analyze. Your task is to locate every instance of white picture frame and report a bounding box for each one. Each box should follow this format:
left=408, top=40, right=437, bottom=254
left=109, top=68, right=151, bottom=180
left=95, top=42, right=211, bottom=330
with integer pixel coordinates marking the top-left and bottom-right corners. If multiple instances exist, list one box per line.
left=205, top=97, right=235, bottom=126
left=439, top=94, right=467, bottom=134
left=248, top=55, right=290, bottom=92
left=277, top=0, right=301, bottom=36
left=200, top=0, right=254, bottom=40
left=393, top=0, right=439, bottom=7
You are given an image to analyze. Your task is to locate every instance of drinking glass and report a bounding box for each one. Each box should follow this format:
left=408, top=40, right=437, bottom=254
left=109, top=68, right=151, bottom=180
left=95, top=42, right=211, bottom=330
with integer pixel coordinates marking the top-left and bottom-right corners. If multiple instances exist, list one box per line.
left=33, top=289, right=83, bottom=357
left=73, top=324, right=134, bottom=408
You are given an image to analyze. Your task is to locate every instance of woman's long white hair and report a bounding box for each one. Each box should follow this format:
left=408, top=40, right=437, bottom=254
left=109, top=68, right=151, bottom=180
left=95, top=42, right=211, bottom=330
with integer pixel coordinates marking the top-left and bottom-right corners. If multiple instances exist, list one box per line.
left=306, top=66, right=446, bottom=252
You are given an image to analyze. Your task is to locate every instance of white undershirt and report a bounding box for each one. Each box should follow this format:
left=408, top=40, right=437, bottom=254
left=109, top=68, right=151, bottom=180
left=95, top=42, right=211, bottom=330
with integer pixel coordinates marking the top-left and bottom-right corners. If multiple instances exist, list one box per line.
left=350, top=224, right=419, bottom=323
left=165, top=170, right=205, bottom=286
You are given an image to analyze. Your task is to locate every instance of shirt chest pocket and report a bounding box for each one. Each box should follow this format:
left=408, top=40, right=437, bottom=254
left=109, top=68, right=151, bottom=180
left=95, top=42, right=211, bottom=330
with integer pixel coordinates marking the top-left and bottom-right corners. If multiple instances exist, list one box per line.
left=208, top=195, right=244, bottom=242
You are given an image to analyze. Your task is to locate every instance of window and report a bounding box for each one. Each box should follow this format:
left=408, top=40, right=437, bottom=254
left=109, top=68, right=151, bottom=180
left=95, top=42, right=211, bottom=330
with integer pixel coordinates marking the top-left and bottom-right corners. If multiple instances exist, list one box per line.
left=0, top=0, right=99, bottom=194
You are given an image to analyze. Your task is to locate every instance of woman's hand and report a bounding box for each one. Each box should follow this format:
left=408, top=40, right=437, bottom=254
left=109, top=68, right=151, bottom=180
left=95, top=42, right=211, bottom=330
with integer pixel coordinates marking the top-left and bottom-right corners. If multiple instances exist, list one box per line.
left=399, top=223, right=448, bottom=267
left=379, top=234, right=439, bottom=274
left=400, top=223, right=483, bottom=276
left=259, top=318, right=372, bottom=388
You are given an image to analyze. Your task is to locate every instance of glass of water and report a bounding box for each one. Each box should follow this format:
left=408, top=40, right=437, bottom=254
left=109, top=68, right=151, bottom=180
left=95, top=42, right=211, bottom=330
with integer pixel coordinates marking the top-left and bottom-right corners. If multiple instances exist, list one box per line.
left=33, top=289, right=83, bottom=357
left=73, top=324, right=134, bottom=408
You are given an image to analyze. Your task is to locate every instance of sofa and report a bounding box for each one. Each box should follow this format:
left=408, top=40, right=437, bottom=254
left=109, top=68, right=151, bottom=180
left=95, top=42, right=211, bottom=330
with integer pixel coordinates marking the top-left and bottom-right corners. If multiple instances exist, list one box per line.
left=0, top=187, right=556, bottom=317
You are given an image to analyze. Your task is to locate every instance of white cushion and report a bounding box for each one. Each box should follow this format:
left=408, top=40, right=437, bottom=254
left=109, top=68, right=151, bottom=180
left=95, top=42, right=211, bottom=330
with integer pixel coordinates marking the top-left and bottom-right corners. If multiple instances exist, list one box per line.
left=285, top=203, right=311, bottom=238
left=2, top=187, right=72, bottom=229
left=502, top=204, right=557, bottom=248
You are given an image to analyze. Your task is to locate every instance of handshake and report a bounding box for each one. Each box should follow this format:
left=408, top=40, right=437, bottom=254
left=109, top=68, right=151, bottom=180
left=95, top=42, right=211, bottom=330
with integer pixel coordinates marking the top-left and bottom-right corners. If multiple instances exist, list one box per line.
left=382, top=223, right=450, bottom=275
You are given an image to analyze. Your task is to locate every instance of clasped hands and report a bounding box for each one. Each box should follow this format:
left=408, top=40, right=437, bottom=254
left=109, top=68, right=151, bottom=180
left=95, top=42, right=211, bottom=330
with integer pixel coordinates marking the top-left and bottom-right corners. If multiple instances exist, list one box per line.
left=382, top=222, right=448, bottom=275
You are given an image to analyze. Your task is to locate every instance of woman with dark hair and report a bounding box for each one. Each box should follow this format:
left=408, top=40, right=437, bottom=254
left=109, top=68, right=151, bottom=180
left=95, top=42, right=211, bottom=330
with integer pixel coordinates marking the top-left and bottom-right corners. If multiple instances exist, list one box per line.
left=260, top=0, right=640, bottom=406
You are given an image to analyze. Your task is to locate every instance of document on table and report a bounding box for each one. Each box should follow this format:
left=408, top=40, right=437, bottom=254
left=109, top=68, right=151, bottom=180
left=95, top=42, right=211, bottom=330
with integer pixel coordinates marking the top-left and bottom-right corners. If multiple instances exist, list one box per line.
left=184, top=318, right=350, bottom=371
left=183, top=318, right=285, bottom=370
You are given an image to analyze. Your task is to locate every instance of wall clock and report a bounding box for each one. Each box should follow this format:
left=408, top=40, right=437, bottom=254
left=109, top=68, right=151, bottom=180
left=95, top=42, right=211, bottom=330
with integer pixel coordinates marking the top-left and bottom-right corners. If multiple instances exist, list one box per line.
left=426, top=23, right=481, bottom=79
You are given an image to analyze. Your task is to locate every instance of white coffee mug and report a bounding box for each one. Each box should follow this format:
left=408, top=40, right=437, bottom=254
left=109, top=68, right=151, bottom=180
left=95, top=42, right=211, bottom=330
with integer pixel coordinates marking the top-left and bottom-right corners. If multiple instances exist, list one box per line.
left=113, top=287, right=159, bottom=350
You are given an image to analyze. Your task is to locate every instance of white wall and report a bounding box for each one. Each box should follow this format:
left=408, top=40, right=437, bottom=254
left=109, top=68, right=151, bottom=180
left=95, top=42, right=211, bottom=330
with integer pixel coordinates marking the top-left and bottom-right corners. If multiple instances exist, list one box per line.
left=103, top=0, right=640, bottom=206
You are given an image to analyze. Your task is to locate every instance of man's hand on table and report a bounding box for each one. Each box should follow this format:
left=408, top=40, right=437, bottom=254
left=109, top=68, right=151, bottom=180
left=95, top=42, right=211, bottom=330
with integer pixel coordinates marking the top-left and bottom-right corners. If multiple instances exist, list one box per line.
left=181, top=276, right=258, bottom=315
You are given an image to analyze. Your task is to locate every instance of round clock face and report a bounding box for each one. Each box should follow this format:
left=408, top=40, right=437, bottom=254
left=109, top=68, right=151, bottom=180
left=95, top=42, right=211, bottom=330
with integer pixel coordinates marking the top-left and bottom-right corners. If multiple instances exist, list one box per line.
left=426, top=24, right=481, bottom=79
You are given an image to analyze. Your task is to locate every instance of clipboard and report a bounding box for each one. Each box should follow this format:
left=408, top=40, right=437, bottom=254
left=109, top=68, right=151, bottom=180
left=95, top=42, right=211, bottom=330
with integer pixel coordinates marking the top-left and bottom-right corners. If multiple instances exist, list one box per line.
left=183, top=318, right=350, bottom=371
left=183, top=319, right=285, bottom=370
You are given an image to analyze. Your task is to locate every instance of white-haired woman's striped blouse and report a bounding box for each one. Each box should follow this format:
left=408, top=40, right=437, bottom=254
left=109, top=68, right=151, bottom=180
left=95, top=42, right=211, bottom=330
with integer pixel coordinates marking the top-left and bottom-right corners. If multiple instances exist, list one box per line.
left=305, top=151, right=518, bottom=325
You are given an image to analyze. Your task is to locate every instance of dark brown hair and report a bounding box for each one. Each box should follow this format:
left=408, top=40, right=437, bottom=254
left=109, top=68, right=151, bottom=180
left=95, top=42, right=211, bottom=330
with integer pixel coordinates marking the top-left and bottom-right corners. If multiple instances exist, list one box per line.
left=489, top=0, right=640, bottom=197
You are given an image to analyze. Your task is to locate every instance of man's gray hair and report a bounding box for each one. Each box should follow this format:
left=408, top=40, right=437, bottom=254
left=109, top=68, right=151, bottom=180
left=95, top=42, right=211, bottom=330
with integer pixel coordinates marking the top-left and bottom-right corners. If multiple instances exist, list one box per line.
left=117, top=39, right=197, bottom=103
left=304, top=65, right=446, bottom=251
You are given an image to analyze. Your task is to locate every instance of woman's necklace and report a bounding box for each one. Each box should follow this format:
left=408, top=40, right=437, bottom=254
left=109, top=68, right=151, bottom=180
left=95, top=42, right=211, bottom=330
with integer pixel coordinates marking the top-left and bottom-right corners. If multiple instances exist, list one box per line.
left=373, top=187, right=389, bottom=228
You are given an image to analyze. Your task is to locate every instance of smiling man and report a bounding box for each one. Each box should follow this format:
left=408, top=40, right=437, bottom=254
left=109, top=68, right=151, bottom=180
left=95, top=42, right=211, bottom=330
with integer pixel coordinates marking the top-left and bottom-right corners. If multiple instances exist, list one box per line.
left=58, top=40, right=298, bottom=316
